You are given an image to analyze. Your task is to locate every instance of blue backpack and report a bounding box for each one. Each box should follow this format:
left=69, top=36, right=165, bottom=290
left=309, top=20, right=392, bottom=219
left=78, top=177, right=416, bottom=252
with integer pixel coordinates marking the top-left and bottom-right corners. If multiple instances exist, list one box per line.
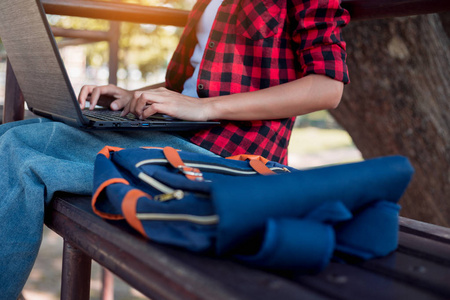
left=92, top=146, right=414, bottom=272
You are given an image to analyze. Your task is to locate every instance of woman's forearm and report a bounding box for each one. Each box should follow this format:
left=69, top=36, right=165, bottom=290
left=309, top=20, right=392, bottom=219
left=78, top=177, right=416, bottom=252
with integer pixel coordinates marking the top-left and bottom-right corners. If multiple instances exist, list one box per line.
left=205, top=74, right=344, bottom=121
left=95, top=74, right=344, bottom=121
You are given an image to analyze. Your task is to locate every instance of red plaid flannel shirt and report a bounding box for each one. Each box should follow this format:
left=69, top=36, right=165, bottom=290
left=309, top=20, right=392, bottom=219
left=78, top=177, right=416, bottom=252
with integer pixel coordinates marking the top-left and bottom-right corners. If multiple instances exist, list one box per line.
left=166, top=0, right=350, bottom=164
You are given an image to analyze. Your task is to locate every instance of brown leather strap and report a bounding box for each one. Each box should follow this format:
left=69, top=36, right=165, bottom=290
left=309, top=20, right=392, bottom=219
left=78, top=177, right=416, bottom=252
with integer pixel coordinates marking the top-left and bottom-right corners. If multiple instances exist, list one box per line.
left=163, top=146, right=204, bottom=181
left=227, top=154, right=276, bottom=175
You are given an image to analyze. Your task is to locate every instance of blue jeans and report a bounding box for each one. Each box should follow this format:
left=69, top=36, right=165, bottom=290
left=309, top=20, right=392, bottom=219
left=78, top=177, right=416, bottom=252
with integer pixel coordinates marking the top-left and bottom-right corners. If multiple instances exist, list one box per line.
left=0, top=118, right=216, bottom=299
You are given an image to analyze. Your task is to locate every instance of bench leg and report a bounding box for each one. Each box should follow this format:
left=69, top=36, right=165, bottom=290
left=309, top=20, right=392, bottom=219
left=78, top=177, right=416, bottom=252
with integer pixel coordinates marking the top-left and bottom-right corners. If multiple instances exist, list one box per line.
left=101, top=268, right=114, bottom=300
left=61, top=240, right=92, bottom=300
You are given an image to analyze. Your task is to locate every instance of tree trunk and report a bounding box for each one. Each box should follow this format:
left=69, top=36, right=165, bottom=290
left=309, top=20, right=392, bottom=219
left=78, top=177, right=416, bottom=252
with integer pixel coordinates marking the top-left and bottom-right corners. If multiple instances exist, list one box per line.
left=331, top=13, right=450, bottom=227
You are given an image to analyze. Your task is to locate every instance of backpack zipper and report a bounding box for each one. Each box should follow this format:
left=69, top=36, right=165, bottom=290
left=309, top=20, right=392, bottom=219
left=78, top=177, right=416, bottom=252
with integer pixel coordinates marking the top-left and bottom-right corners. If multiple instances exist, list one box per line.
left=136, top=159, right=291, bottom=203
left=136, top=213, right=219, bottom=225
left=138, top=172, right=209, bottom=202
left=154, top=190, right=184, bottom=202
left=136, top=172, right=218, bottom=224
left=138, top=172, right=175, bottom=194
left=136, top=159, right=290, bottom=175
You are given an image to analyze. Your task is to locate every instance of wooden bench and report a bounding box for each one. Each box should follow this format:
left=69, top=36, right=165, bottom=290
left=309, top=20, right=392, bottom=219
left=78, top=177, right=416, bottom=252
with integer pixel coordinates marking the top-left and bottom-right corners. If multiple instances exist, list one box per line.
left=46, top=193, right=450, bottom=300
left=2, top=0, right=450, bottom=299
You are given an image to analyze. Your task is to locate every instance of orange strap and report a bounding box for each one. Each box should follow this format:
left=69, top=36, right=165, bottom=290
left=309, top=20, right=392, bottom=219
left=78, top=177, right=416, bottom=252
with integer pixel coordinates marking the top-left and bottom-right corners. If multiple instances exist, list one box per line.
left=122, top=189, right=150, bottom=238
left=227, top=154, right=276, bottom=175
left=227, top=154, right=270, bottom=164
left=91, top=178, right=129, bottom=220
left=248, top=159, right=276, bottom=175
left=163, top=146, right=204, bottom=181
left=98, top=146, right=124, bottom=159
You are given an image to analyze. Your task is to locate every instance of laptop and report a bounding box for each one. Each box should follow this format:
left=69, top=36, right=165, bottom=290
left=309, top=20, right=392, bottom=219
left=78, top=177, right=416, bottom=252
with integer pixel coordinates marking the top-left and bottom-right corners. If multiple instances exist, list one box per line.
left=0, top=0, right=219, bottom=130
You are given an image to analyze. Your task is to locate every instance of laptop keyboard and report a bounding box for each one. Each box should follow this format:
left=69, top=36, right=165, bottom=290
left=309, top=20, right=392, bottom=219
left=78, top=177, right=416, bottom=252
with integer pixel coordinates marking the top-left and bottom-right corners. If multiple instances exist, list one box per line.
left=82, top=110, right=137, bottom=121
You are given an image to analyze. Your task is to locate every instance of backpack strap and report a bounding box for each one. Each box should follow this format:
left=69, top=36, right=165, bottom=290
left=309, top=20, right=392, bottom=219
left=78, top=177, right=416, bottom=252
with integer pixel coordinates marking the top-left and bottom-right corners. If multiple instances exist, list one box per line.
left=163, top=146, right=204, bottom=181
left=122, top=189, right=151, bottom=237
left=227, top=154, right=276, bottom=175
left=163, top=146, right=275, bottom=178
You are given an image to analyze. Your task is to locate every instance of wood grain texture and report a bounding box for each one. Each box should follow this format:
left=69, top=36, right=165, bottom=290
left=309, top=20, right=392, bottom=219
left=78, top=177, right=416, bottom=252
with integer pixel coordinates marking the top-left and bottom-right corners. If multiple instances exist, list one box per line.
left=41, top=0, right=189, bottom=26
left=39, top=0, right=450, bottom=24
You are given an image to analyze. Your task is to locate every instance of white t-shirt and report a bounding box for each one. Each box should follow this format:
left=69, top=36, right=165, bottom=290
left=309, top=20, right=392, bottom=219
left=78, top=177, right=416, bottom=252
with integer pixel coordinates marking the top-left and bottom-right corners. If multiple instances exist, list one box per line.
left=181, top=0, right=223, bottom=98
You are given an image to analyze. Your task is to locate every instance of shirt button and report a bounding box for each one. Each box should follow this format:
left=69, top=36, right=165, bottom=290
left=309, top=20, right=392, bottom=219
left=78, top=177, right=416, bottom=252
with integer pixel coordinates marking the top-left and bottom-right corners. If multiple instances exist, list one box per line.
left=208, top=42, right=215, bottom=48
left=198, top=84, right=204, bottom=90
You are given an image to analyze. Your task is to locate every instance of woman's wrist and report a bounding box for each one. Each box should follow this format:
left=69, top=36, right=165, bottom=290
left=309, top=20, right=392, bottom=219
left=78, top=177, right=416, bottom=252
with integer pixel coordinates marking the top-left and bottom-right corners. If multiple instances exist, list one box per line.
left=202, top=97, right=219, bottom=121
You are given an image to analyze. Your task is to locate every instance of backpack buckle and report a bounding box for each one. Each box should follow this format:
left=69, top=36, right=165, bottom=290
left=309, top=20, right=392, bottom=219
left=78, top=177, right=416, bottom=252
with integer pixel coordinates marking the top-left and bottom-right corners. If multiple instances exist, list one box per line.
left=178, top=165, right=204, bottom=181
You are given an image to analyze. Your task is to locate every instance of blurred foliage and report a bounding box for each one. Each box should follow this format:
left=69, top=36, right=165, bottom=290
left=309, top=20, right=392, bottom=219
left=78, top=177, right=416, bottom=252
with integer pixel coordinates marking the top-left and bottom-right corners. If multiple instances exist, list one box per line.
left=295, top=110, right=342, bottom=129
left=118, top=23, right=182, bottom=75
left=288, top=127, right=355, bottom=154
left=47, top=0, right=196, bottom=80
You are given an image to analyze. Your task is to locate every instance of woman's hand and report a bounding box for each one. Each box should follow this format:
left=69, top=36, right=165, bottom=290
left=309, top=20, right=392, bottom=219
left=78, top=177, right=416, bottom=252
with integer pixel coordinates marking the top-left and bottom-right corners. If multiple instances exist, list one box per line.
left=77, top=75, right=343, bottom=121
left=122, top=87, right=211, bottom=121
left=78, top=84, right=134, bottom=111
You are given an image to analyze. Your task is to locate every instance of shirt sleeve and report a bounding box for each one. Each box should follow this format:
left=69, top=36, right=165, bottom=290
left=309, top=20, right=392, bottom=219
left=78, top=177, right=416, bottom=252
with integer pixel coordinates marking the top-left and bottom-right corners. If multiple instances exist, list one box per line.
left=292, top=0, right=350, bottom=84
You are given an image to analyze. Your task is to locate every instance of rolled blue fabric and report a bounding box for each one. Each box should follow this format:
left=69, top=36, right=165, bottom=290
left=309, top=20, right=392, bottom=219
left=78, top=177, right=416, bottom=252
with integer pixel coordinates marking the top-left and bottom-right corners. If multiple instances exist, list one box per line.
left=236, top=201, right=353, bottom=270
left=335, top=200, right=401, bottom=259
left=211, top=156, right=414, bottom=254
left=237, top=218, right=335, bottom=271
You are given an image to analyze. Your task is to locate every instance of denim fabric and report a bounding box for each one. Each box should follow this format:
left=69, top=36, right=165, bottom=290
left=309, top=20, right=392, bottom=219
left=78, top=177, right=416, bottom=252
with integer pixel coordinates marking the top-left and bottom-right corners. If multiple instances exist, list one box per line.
left=0, top=118, right=217, bottom=300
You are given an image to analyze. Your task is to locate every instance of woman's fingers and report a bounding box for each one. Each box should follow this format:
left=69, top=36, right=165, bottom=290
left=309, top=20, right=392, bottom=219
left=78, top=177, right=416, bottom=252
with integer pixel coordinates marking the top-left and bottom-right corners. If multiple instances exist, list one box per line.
left=135, top=93, right=160, bottom=118
left=109, top=95, right=131, bottom=111
left=140, top=104, right=159, bottom=119
left=88, top=85, right=119, bottom=110
left=122, top=91, right=144, bottom=117
left=78, top=85, right=96, bottom=109
left=119, top=87, right=207, bottom=121
left=78, top=84, right=136, bottom=113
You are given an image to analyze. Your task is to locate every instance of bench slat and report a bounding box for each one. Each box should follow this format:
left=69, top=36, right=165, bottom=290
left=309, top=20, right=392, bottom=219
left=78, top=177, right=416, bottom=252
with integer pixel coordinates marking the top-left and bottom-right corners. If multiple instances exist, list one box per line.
left=359, top=251, right=450, bottom=298
left=41, top=0, right=188, bottom=26
left=399, top=217, right=450, bottom=245
left=46, top=195, right=235, bottom=300
left=294, top=222, right=450, bottom=300
left=45, top=194, right=450, bottom=300
left=45, top=194, right=330, bottom=300
left=40, top=0, right=450, bottom=25
left=292, top=261, right=444, bottom=300
left=398, top=232, right=450, bottom=265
